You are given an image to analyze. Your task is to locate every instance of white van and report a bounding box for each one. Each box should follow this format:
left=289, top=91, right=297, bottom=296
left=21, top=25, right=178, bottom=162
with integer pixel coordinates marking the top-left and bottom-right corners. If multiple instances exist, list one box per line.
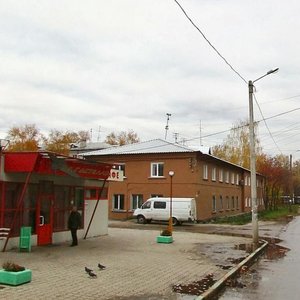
left=133, top=197, right=197, bottom=225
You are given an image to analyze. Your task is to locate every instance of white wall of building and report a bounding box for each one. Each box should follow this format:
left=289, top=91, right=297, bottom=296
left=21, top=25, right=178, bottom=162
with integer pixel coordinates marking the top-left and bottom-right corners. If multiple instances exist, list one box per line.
left=0, top=199, right=109, bottom=251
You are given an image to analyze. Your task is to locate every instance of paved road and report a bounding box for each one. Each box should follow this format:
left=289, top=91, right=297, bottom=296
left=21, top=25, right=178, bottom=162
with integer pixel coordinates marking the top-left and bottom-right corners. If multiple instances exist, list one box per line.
left=0, top=227, right=251, bottom=300
left=220, top=216, right=300, bottom=300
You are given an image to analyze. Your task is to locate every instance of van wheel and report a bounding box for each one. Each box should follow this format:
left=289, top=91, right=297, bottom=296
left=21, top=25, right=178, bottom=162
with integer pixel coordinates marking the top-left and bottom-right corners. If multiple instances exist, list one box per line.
left=172, top=217, right=179, bottom=226
left=137, top=215, right=146, bottom=224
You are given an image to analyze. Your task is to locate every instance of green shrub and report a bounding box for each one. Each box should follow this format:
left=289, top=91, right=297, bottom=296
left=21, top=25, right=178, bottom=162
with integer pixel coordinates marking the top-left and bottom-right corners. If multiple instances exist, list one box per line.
left=160, top=229, right=172, bottom=236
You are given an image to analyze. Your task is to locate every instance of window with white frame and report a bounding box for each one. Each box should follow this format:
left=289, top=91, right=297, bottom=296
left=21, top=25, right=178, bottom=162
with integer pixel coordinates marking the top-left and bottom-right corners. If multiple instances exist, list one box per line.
left=231, top=173, right=235, bottom=184
left=151, top=162, right=164, bottom=177
left=212, top=195, right=217, bottom=212
left=212, top=167, right=216, bottom=181
left=248, top=176, right=251, bottom=186
left=231, top=196, right=235, bottom=208
left=225, top=171, right=229, bottom=183
left=203, top=164, right=208, bottom=180
left=219, top=169, right=223, bottom=182
left=236, top=174, right=240, bottom=185
left=113, top=194, right=125, bottom=210
left=245, top=176, right=248, bottom=186
left=245, top=198, right=248, bottom=208
left=131, top=194, right=143, bottom=210
left=114, top=164, right=126, bottom=177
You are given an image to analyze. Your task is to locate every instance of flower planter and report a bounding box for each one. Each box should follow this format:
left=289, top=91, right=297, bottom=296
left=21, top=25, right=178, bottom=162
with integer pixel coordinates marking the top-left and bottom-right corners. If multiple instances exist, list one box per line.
left=0, top=269, right=32, bottom=286
left=156, top=235, right=173, bottom=243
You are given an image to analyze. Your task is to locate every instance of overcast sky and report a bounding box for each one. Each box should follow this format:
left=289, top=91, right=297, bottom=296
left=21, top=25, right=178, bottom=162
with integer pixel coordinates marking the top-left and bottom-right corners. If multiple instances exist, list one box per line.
left=0, top=0, right=299, bottom=160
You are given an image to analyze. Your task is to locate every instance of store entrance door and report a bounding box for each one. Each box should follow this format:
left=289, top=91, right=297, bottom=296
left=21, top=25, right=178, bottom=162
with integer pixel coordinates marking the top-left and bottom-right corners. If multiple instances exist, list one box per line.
left=36, top=181, right=54, bottom=246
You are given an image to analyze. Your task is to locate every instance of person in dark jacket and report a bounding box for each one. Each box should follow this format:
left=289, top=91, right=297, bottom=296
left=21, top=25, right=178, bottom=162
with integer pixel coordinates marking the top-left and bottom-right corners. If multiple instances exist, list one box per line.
left=68, top=206, right=81, bottom=246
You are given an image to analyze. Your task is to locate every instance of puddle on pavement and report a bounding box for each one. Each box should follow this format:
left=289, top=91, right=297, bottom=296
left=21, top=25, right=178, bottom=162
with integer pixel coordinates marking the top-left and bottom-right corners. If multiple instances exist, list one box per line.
left=173, top=273, right=216, bottom=297
left=233, top=240, right=289, bottom=261
left=174, top=240, right=289, bottom=299
left=263, top=242, right=289, bottom=260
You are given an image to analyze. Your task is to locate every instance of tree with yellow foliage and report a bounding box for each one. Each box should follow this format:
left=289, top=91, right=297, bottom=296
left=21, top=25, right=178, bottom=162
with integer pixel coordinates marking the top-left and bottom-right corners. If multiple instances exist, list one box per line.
left=212, top=120, right=261, bottom=169
left=6, top=124, right=41, bottom=151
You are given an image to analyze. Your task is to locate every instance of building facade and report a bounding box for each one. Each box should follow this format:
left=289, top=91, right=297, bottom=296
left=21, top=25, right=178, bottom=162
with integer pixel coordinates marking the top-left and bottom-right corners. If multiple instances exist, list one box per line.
left=83, top=139, right=265, bottom=221
left=0, top=151, right=113, bottom=251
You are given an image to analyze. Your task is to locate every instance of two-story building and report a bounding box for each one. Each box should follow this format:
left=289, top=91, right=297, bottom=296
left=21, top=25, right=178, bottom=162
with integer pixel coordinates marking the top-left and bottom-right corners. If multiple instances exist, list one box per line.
left=83, top=139, right=265, bottom=221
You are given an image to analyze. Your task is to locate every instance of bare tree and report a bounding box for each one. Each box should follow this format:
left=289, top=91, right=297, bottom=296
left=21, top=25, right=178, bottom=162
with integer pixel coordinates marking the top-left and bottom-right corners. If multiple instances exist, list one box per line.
left=105, top=130, right=140, bottom=146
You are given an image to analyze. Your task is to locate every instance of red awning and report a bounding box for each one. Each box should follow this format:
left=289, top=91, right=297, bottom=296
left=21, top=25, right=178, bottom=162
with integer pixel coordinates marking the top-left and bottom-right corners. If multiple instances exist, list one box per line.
left=4, top=152, right=112, bottom=180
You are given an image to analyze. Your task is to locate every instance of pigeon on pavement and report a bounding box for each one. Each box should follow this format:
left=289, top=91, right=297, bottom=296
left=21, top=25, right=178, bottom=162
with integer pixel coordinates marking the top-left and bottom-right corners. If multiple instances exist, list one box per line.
left=98, top=263, right=106, bottom=270
left=88, top=271, right=97, bottom=278
left=85, top=267, right=93, bottom=273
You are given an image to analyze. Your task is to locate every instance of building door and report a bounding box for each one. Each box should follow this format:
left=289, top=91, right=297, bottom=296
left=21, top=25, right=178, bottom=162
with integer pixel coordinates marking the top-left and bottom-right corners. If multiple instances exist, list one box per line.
left=36, top=181, right=54, bottom=246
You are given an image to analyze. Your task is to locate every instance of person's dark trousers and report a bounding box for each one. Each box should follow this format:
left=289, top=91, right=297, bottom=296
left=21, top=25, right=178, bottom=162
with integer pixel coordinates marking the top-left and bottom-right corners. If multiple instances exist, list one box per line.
left=70, top=228, right=78, bottom=246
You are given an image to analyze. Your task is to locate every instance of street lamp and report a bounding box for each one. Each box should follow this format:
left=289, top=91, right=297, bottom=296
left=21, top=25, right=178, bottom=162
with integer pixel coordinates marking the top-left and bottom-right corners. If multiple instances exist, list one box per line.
left=168, top=170, right=175, bottom=234
left=248, top=68, right=279, bottom=246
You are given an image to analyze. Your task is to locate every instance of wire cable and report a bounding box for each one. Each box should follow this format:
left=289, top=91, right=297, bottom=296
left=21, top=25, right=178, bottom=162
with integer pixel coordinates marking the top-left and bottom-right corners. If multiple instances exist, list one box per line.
left=184, top=107, right=300, bottom=143
left=253, top=93, right=282, bottom=154
left=173, top=0, right=247, bottom=84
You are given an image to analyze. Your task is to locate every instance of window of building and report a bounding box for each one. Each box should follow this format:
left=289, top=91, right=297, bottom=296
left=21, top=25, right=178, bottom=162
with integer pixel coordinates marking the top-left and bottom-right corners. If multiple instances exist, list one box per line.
left=248, top=176, right=251, bottom=186
left=113, top=194, right=125, bottom=210
left=151, top=194, right=163, bottom=198
left=131, top=194, right=143, bottom=210
left=153, top=201, right=166, bottom=209
left=245, top=198, right=248, bottom=208
left=236, top=174, right=240, bottom=185
left=236, top=196, right=239, bottom=209
left=231, top=196, right=235, bottom=209
left=53, top=186, right=73, bottom=232
left=219, top=169, right=223, bottom=182
left=226, top=196, right=230, bottom=209
left=212, top=195, right=217, bottom=212
left=212, top=167, right=216, bottom=181
left=203, top=164, right=208, bottom=180
left=85, top=188, right=97, bottom=199
left=225, top=171, right=229, bottom=183
left=114, top=164, right=126, bottom=177
left=219, top=195, right=223, bottom=210
left=151, top=162, right=164, bottom=177
left=231, top=173, right=235, bottom=184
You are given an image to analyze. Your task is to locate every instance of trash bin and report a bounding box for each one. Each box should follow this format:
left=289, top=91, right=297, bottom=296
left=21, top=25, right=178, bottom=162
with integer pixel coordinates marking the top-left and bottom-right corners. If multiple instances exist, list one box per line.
left=19, top=227, right=31, bottom=252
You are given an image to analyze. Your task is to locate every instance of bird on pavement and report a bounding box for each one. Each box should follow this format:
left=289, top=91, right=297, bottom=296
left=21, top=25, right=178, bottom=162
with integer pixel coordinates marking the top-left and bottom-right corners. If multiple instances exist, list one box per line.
left=87, top=271, right=97, bottom=278
left=85, top=267, right=93, bottom=274
left=98, top=263, right=106, bottom=270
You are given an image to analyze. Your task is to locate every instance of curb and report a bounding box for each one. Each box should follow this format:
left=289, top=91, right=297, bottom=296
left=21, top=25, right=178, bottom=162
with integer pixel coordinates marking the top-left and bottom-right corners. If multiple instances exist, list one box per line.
left=196, top=239, right=268, bottom=300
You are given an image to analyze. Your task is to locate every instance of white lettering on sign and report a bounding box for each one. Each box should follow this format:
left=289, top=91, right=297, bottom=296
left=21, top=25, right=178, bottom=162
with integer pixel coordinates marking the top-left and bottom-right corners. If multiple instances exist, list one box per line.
left=108, top=169, right=124, bottom=181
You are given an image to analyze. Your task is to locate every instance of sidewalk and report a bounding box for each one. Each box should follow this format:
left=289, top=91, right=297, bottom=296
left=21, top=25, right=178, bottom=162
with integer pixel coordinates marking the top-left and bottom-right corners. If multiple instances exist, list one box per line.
left=0, top=227, right=252, bottom=300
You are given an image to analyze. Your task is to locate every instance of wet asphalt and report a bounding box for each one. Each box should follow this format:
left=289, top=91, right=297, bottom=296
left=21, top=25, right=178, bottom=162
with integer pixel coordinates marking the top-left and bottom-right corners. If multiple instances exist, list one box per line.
left=219, top=216, right=300, bottom=300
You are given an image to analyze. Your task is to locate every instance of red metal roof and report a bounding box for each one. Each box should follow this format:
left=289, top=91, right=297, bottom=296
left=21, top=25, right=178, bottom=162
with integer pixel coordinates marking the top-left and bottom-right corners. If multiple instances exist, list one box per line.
left=4, top=152, right=112, bottom=180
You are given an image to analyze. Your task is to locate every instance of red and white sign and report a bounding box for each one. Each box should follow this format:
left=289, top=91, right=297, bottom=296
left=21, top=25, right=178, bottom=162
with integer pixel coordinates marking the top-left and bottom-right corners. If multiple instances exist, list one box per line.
left=108, top=169, right=124, bottom=181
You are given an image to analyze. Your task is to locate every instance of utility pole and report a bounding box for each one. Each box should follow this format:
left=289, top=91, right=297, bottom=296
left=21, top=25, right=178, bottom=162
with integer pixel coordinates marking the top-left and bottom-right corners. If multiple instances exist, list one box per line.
left=173, top=132, right=179, bottom=143
left=248, top=68, right=279, bottom=247
left=165, top=113, right=171, bottom=140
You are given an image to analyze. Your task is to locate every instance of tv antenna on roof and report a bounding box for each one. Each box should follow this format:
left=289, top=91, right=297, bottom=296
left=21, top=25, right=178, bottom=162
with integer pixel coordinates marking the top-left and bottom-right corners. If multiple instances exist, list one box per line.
left=165, top=113, right=171, bottom=140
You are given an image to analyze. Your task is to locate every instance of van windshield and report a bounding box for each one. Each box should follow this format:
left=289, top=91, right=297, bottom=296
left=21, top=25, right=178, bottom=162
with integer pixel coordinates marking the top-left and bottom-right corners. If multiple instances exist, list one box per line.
left=142, top=201, right=151, bottom=209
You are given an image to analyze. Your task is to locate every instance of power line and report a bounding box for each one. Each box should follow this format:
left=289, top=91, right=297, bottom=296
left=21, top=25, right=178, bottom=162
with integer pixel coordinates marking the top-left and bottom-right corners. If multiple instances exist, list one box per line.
left=173, top=0, right=247, bottom=84
left=184, top=107, right=300, bottom=143
left=253, top=93, right=282, bottom=154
